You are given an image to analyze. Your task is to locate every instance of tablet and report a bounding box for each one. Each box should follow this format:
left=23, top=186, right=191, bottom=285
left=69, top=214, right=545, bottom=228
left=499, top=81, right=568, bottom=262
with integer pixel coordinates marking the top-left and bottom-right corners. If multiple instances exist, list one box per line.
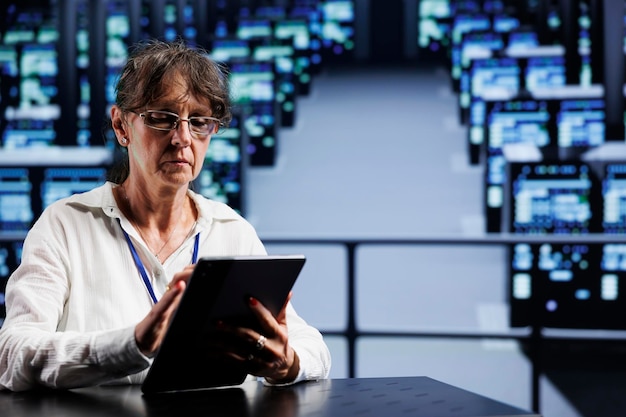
left=141, top=254, right=306, bottom=395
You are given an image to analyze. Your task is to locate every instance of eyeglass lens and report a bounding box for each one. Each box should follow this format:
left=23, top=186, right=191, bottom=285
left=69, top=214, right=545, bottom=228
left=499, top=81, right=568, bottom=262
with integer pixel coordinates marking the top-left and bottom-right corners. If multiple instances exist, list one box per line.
left=141, top=111, right=218, bottom=135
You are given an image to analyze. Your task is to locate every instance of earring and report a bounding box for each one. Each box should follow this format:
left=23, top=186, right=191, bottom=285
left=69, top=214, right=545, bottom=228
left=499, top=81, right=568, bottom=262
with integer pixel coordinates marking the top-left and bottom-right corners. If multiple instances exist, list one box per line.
left=121, top=137, right=128, bottom=145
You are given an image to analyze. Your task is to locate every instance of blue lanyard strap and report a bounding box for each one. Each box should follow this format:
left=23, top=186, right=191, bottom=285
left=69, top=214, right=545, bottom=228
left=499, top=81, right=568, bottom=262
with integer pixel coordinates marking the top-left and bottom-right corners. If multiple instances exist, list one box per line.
left=191, top=232, right=200, bottom=264
left=122, top=228, right=158, bottom=304
left=119, top=219, right=200, bottom=304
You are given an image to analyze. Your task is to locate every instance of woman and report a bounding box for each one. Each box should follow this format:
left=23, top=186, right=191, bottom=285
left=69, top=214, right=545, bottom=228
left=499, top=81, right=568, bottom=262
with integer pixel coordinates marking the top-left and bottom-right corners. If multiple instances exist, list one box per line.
left=0, top=40, right=331, bottom=391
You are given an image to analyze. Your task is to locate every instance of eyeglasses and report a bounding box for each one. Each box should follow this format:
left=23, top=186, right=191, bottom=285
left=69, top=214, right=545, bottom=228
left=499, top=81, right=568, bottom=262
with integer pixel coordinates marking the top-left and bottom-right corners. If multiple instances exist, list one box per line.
left=135, top=110, right=221, bottom=137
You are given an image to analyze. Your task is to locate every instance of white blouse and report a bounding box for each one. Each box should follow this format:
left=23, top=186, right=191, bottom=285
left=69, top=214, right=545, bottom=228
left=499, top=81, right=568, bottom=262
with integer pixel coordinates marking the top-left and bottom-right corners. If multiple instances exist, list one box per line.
left=0, top=182, right=330, bottom=391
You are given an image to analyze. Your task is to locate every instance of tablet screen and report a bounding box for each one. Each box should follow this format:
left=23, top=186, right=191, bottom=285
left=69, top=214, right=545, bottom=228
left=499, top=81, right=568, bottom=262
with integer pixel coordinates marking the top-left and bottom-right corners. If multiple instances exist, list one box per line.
left=142, top=254, right=306, bottom=394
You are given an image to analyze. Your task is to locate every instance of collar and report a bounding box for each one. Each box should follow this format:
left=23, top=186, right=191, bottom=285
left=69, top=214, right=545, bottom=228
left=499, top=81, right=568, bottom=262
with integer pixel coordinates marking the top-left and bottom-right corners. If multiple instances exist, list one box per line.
left=66, top=181, right=244, bottom=230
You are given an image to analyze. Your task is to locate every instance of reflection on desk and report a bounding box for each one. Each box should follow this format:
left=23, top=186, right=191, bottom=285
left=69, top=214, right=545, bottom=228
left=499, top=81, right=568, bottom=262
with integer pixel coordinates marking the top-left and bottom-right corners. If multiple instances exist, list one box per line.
left=0, top=376, right=541, bottom=417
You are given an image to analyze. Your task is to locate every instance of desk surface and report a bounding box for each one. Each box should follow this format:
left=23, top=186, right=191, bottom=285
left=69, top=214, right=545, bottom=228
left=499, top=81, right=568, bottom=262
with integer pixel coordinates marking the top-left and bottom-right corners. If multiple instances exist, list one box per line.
left=0, top=376, right=540, bottom=417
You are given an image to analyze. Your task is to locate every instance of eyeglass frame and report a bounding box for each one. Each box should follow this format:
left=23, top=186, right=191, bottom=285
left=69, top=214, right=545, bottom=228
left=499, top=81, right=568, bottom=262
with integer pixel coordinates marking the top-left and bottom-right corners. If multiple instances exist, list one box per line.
left=131, top=109, right=222, bottom=137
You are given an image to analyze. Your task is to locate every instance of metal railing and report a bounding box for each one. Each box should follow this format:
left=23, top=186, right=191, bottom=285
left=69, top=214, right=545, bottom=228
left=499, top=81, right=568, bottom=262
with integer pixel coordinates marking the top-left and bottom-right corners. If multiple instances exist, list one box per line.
left=263, top=235, right=626, bottom=413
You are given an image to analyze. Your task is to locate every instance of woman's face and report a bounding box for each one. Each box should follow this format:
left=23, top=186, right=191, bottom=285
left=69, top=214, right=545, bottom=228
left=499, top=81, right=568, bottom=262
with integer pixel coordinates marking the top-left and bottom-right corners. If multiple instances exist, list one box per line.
left=119, top=75, right=214, bottom=189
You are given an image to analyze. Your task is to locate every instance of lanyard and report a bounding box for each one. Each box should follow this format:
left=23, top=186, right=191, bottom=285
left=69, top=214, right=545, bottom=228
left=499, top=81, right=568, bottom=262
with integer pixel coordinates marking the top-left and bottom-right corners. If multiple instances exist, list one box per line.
left=120, top=219, right=200, bottom=304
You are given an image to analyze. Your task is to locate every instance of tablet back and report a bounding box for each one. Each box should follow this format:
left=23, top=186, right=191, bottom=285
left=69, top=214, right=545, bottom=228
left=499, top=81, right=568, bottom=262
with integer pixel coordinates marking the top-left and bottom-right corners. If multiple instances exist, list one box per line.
left=141, top=255, right=306, bottom=395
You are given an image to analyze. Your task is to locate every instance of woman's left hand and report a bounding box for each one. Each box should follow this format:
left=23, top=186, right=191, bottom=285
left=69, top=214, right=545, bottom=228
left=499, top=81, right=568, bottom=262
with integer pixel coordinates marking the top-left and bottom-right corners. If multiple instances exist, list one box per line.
left=217, top=292, right=300, bottom=383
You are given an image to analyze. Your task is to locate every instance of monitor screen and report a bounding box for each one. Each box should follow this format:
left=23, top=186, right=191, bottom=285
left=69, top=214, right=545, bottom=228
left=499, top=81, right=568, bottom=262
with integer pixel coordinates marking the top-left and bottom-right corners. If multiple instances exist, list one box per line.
left=319, top=0, right=355, bottom=56
left=320, top=0, right=354, bottom=22
left=487, top=99, right=552, bottom=151
left=493, top=13, right=519, bottom=33
left=242, top=108, right=278, bottom=167
left=484, top=99, right=552, bottom=232
left=466, top=56, right=520, bottom=165
left=0, top=168, right=34, bottom=232
left=207, top=38, right=252, bottom=63
left=273, top=19, right=315, bottom=95
left=506, top=30, right=540, bottom=53
left=236, top=18, right=273, bottom=40
left=463, top=56, right=520, bottom=131
left=251, top=40, right=297, bottom=127
left=274, top=19, right=311, bottom=50
left=195, top=114, right=244, bottom=213
left=525, top=55, right=566, bottom=92
left=0, top=4, right=62, bottom=149
left=417, top=0, right=452, bottom=54
left=452, top=12, right=491, bottom=44
left=556, top=98, right=605, bottom=148
left=483, top=92, right=604, bottom=233
left=40, top=167, right=108, bottom=210
left=457, top=30, right=506, bottom=124
left=450, top=13, right=491, bottom=89
left=0, top=164, right=109, bottom=228
left=229, top=61, right=276, bottom=104
left=461, top=30, right=505, bottom=69
left=252, top=42, right=295, bottom=72
left=508, top=161, right=600, bottom=234
left=509, top=242, right=626, bottom=329
left=102, top=0, right=131, bottom=145
left=602, top=163, right=626, bottom=234
left=466, top=53, right=566, bottom=158
left=2, top=42, right=60, bottom=148
left=228, top=61, right=278, bottom=166
left=470, top=57, right=520, bottom=99
left=287, top=1, right=324, bottom=74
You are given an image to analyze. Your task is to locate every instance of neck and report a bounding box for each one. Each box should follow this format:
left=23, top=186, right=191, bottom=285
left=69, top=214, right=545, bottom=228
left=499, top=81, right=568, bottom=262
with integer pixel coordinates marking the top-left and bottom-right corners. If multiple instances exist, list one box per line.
left=123, top=181, right=189, bottom=222
left=117, top=182, right=195, bottom=262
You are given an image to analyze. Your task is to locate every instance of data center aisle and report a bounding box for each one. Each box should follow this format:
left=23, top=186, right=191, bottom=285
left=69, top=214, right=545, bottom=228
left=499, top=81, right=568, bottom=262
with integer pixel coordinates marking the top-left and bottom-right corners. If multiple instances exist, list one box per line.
left=245, top=62, right=484, bottom=239
left=244, top=62, right=626, bottom=417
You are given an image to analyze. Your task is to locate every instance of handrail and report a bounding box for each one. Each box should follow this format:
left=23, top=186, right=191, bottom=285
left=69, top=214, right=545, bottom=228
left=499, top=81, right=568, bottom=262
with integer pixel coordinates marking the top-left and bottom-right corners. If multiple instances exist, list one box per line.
left=262, top=235, right=626, bottom=413
left=263, top=234, right=626, bottom=245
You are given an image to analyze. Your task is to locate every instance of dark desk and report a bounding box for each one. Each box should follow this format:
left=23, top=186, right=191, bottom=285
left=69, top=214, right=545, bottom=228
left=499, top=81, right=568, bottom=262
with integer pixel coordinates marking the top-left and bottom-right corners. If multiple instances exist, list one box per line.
left=0, top=376, right=540, bottom=417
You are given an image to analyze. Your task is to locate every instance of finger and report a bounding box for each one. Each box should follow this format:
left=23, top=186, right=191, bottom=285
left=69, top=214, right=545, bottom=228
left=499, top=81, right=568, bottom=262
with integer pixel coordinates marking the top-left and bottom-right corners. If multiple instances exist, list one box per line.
left=248, top=293, right=292, bottom=325
left=165, top=265, right=195, bottom=291
left=211, top=323, right=285, bottom=378
left=275, top=291, right=292, bottom=324
left=135, top=280, right=186, bottom=355
left=158, top=279, right=186, bottom=314
left=247, top=297, right=277, bottom=332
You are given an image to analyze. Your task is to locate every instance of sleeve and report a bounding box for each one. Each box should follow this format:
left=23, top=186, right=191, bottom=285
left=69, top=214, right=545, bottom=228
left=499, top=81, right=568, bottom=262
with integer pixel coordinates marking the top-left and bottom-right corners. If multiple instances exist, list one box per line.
left=0, top=207, right=151, bottom=391
left=263, top=302, right=331, bottom=386
left=0, top=325, right=150, bottom=391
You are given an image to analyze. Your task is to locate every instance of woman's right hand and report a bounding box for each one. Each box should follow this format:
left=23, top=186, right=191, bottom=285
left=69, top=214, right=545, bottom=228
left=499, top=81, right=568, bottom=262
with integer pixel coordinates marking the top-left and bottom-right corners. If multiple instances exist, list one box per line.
left=134, top=265, right=195, bottom=356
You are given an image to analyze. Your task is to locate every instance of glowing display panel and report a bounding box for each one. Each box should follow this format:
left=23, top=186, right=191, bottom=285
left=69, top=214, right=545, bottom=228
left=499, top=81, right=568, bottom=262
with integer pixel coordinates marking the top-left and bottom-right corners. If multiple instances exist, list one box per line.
left=510, top=242, right=626, bottom=329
